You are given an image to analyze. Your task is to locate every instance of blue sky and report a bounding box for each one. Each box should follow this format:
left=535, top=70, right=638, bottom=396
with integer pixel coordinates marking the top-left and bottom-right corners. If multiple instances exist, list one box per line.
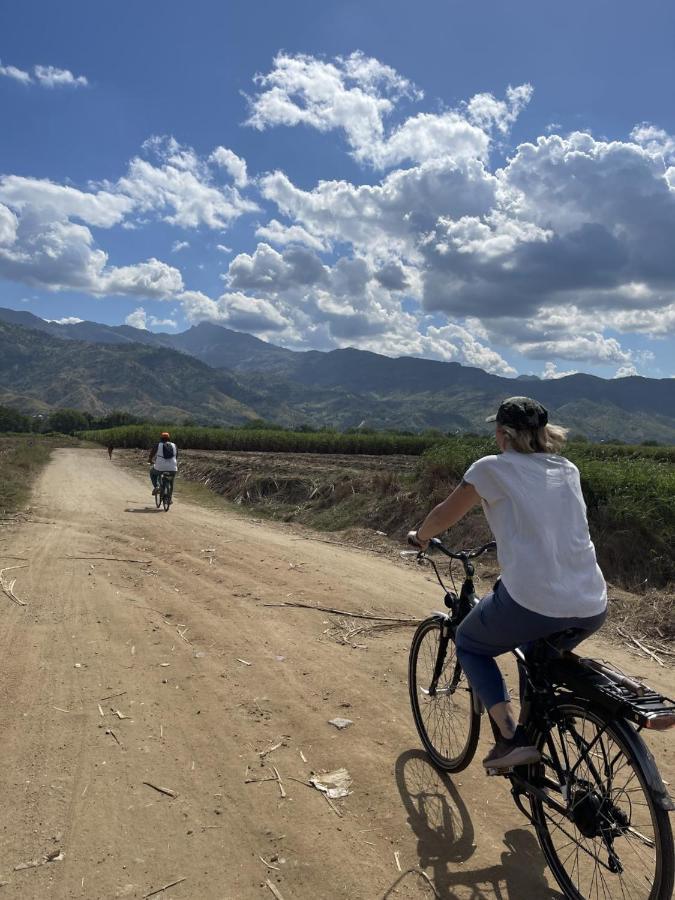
left=2, top=0, right=675, bottom=379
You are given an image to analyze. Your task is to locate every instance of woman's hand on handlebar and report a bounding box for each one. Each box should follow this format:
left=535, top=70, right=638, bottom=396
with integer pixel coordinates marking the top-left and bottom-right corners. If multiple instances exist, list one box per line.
left=407, top=529, right=429, bottom=552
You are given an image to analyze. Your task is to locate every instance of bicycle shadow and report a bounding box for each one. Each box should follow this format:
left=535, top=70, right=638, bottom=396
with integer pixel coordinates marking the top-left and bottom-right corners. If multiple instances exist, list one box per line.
left=124, top=507, right=161, bottom=514
left=386, top=750, right=563, bottom=899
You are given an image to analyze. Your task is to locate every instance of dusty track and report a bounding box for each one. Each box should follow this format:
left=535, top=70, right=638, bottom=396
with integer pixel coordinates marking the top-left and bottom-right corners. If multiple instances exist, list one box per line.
left=0, top=448, right=671, bottom=899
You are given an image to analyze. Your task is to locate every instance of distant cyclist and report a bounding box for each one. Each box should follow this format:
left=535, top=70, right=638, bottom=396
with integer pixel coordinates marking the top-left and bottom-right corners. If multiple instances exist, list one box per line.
left=149, top=431, right=178, bottom=496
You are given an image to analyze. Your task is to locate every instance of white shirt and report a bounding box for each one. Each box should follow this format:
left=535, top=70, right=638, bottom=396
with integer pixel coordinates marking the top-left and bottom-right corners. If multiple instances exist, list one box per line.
left=153, top=441, right=178, bottom=472
left=464, top=451, right=606, bottom=618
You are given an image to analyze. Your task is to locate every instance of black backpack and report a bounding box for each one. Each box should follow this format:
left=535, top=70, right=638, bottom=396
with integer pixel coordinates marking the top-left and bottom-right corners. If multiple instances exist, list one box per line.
left=161, top=441, right=175, bottom=460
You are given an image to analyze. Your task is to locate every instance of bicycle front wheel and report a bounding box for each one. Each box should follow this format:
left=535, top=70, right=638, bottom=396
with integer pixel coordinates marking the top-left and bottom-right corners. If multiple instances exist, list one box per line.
left=531, top=702, right=674, bottom=900
left=408, top=617, right=480, bottom=772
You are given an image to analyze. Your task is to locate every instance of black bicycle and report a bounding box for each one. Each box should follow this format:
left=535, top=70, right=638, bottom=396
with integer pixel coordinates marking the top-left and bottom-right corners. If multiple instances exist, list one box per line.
left=155, top=472, right=174, bottom=512
left=407, top=537, right=675, bottom=899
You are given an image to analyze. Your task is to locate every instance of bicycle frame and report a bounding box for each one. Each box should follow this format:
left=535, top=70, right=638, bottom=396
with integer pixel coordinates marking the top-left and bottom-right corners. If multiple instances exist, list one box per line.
left=412, top=538, right=675, bottom=815
left=412, top=539, right=495, bottom=716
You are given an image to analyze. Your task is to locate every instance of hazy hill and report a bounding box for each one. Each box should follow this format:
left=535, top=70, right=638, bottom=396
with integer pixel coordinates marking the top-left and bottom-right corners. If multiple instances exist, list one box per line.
left=0, top=307, right=674, bottom=441
left=0, top=321, right=259, bottom=425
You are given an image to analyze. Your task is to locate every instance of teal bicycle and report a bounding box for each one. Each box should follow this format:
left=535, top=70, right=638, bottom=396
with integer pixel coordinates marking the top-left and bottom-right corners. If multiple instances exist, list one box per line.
left=154, top=472, right=175, bottom=512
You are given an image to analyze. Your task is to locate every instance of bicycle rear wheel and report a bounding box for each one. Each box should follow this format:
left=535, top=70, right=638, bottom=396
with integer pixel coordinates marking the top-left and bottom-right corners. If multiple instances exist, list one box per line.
left=408, top=617, right=480, bottom=772
left=154, top=484, right=161, bottom=508
left=162, top=479, right=172, bottom=511
left=531, top=702, right=674, bottom=899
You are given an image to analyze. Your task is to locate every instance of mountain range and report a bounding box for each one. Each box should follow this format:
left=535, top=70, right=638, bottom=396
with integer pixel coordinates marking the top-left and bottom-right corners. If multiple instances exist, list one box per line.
left=1, top=306, right=674, bottom=442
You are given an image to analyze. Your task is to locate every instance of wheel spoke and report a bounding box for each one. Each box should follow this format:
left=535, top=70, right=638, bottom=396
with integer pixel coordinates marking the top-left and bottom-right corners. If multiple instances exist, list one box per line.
left=532, top=704, right=666, bottom=899
left=410, top=622, right=476, bottom=769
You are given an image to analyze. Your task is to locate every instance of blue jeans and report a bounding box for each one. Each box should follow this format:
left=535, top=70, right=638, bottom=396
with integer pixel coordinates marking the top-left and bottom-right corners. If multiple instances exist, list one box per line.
left=455, top=580, right=607, bottom=710
left=150, top=469, right=175, bottom=489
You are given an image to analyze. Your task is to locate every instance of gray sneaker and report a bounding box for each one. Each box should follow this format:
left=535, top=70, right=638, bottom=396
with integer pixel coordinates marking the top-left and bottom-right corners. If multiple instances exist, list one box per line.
left=482, top=726, right=540, bottom=770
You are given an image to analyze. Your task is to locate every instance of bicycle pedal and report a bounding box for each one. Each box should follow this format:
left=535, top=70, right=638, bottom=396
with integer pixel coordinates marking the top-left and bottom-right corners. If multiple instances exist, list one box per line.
left=486, top=765, right=514, bottom=776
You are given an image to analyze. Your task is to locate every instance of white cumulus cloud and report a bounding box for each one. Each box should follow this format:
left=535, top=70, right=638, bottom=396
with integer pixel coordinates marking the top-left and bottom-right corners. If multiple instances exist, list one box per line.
left=33, top=65, right=88, bottom=88
left=209, top=147, right=249, bottom=187
left=116, top=137, right=258, bottom=230
left=0, top=60, right=88, bottom=88
left=125, top=306, right=177, bottom=330
left=614, top=363, right=639, bottom=378
left=0, top=61, right=32, bottom=85
left=247, top=51, right=530, bottom=170
left=541, top=361, right=579, bottom=379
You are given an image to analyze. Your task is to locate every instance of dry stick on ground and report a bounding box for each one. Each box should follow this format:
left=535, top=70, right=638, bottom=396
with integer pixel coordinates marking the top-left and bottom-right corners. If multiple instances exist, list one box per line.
left=323, top=794, right=343, bottom=817
left=143, top=781, right=178, bottom=799
left=259, top=855, right=280, bottom=871
left=263, top=600, right=418, bottom=624
left=59, top=556, right=150, bottom=563
left=631, top=637, right=665, bottom=667
left=143, top=877, right=187, bottom=899
left=0, top=564, right=28, bottom=606
left=265, top=880, right=285, bottom=900
left=271, top=766, right=286, bottom=799
left=291, top=536, right=386, bottom=555
left=617, top=628, right=666, bottom=666
left=259, top=740, right=284, bottom=759
left=285, top=775, right=343, bottom=817
left=99, top=691, right=126, bottom=702
left=244, top=766, right=276, bottom=785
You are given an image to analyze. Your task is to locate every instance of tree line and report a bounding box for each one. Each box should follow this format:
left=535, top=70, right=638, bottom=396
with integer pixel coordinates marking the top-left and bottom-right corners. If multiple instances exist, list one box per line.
left=0, top=406, right=143, bottom=435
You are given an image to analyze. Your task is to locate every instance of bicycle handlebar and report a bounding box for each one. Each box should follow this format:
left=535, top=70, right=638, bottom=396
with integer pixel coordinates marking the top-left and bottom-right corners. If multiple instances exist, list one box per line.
left=427, top=537, right=496, bottom=560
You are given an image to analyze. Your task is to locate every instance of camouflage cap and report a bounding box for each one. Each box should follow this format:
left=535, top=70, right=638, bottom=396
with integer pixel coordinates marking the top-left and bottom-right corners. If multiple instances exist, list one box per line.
left=486, top=396, right=549, bottom=430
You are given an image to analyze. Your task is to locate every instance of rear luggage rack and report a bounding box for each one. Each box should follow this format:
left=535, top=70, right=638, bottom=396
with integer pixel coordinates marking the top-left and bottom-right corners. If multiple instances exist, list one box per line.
left=550, top=654, right=675, bottom=730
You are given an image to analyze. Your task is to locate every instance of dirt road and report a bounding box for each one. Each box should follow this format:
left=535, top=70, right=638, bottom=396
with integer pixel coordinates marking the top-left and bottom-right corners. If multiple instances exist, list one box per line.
left=0, top=449, right=671, bottom=899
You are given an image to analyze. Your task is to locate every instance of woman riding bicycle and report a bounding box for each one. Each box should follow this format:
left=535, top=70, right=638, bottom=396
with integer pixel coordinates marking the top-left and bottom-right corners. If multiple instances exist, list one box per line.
left=149, top=431, right=178, bottom=496
left=408, top=397, right=607, bottom=771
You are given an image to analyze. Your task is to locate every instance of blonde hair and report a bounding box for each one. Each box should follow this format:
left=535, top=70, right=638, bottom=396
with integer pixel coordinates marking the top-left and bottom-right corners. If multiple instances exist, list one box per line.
left=501, top=422, right=568, bottom=454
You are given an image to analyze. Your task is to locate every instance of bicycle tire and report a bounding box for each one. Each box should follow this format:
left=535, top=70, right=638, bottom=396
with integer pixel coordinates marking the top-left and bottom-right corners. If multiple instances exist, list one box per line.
left=154, top=486, right=161, bottom=508
left=162, top=481, right=172, bottom=511
left=530, top=701, right=674, bottom=899
left=408, top=617, right=480, bottom=772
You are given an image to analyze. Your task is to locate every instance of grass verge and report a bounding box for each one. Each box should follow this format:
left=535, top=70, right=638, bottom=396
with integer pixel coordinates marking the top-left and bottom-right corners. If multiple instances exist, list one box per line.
left=0, top=435, right=77, bottom=517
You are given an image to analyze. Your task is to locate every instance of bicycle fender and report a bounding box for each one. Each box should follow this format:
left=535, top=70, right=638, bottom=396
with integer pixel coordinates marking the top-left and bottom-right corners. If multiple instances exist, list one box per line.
left=429, top=611, right=452, bottom=636
left=636, top=732, right=675, bottom=811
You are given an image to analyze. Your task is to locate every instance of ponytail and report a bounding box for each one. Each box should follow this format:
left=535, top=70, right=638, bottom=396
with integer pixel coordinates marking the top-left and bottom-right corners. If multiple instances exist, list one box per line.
left=501, top=422, right=568, bottom=454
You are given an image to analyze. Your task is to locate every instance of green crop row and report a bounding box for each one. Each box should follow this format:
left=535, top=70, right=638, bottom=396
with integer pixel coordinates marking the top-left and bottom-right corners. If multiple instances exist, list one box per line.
left=78, top=424, right=445, bottom=456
